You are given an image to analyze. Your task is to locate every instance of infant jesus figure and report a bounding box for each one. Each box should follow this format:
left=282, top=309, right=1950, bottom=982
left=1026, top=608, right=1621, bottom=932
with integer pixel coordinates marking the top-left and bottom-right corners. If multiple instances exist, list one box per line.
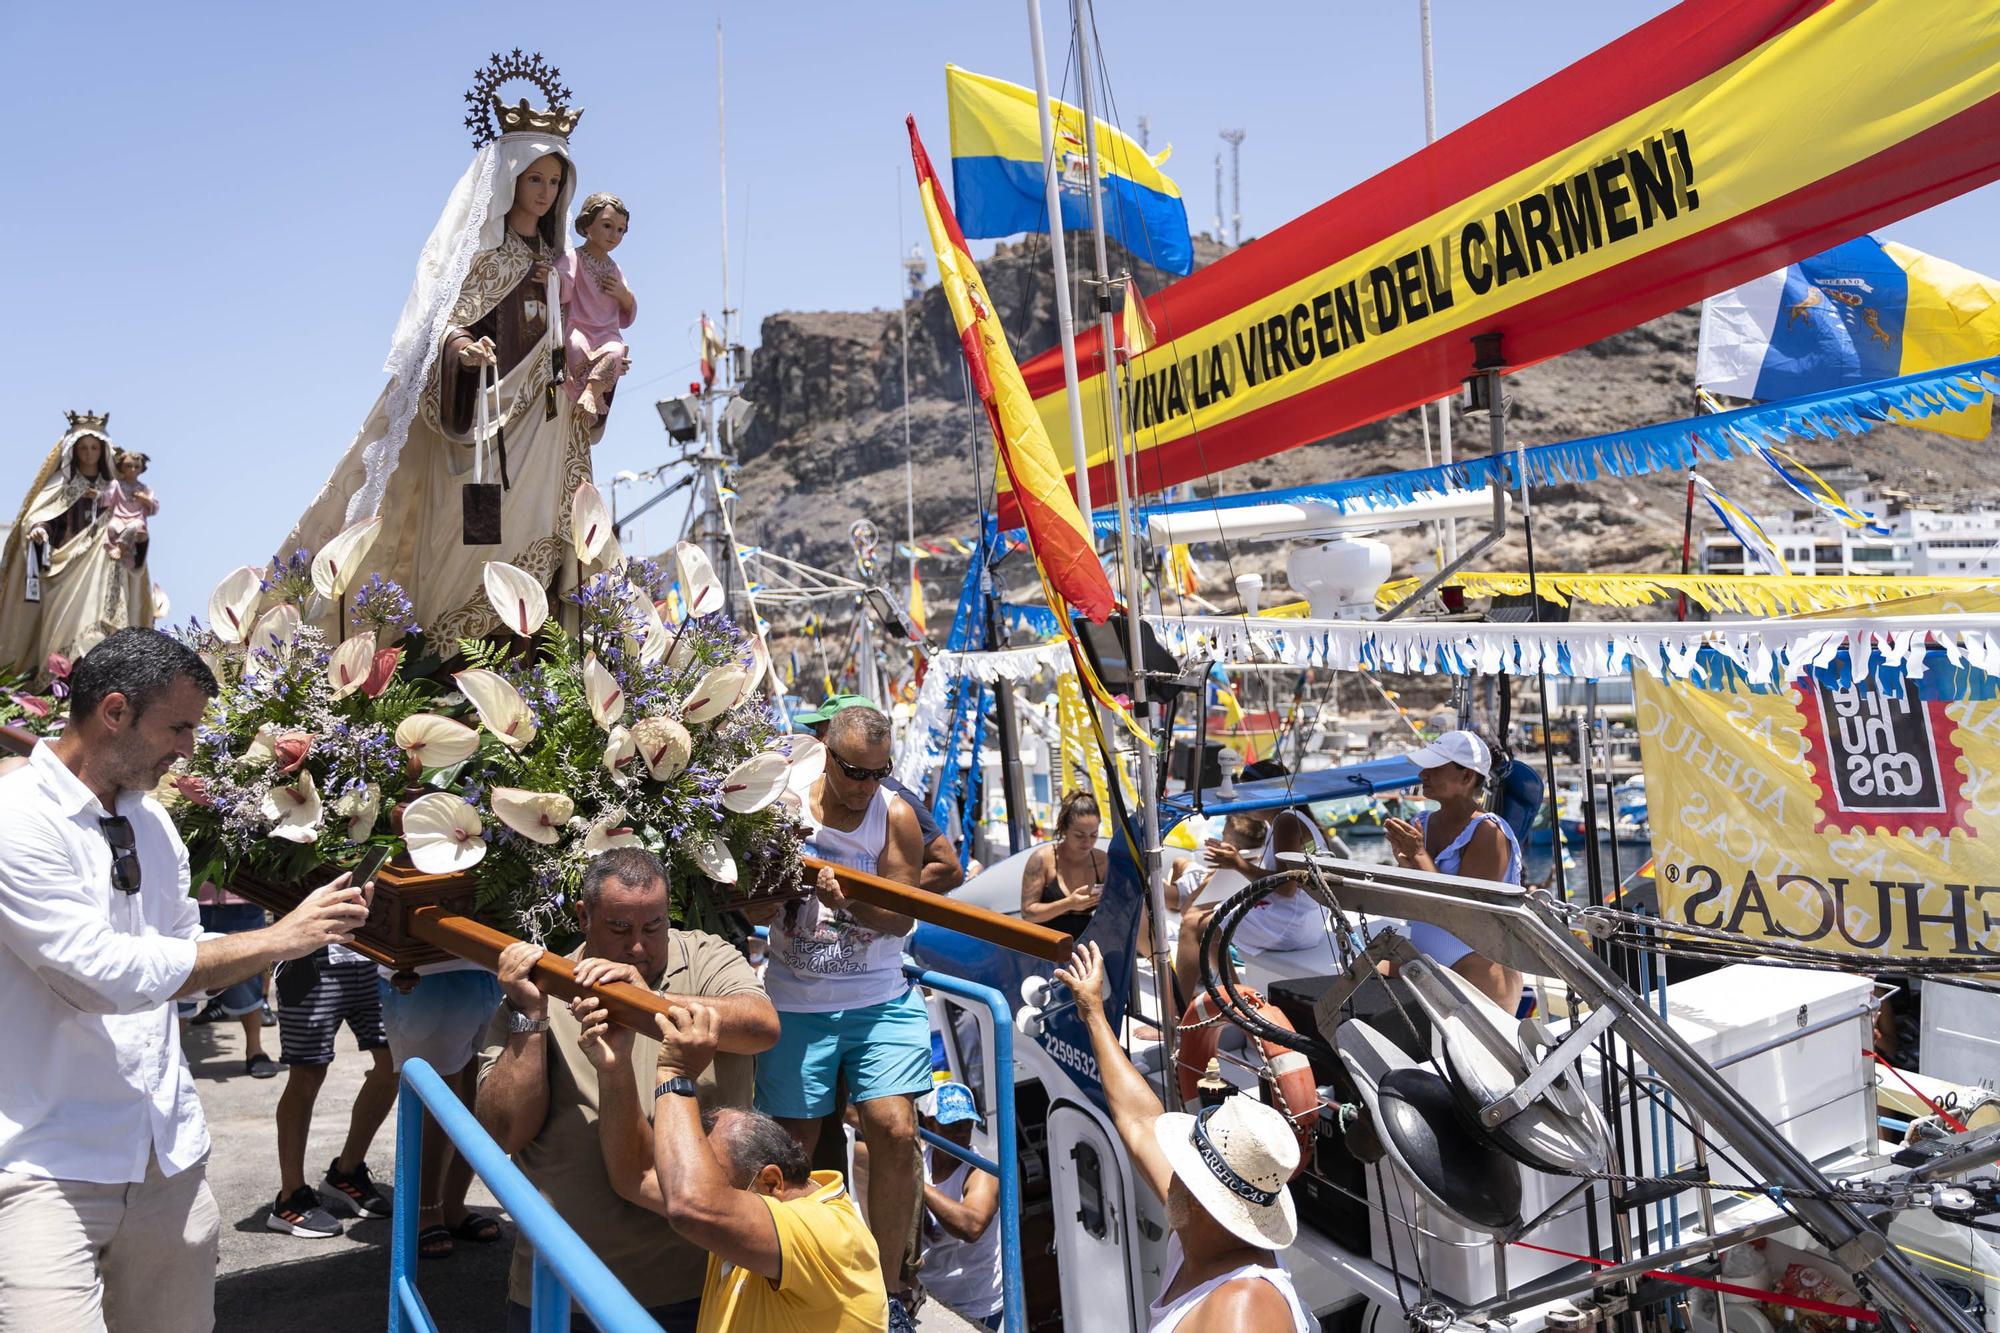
left=100, top=449, right=157, bottom=569
left=558, top=191, right=637, bottom=427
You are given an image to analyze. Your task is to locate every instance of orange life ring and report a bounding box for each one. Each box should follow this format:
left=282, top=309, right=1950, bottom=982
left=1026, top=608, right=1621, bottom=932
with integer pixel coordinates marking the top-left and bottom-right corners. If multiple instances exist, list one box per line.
left=1176, top=988, right=1321, bottom=1179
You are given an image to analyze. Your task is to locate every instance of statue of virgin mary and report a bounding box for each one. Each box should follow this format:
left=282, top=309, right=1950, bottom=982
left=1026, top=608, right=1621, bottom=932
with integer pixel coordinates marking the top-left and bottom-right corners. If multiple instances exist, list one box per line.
left=280, top=54, right=596, bottom=644
left=0, top=411, right=152, bottom=675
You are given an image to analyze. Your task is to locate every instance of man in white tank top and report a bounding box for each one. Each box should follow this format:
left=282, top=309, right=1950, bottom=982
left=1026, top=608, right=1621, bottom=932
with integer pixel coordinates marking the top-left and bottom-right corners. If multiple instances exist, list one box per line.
left=749, top=704, right=932, bottom=1333
left=1053, top=942, right=1317, bottom=1333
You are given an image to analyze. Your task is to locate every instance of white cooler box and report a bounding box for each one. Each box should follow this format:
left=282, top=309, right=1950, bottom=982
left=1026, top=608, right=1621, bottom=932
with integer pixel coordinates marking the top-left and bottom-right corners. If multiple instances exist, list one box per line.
left=1366, top=964, right=1877, bottom=1306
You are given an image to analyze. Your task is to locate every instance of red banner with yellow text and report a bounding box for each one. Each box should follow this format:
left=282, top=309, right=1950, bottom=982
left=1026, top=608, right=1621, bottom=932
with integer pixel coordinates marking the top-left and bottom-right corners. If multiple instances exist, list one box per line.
left=1009, top=0, right=2000, bottom=526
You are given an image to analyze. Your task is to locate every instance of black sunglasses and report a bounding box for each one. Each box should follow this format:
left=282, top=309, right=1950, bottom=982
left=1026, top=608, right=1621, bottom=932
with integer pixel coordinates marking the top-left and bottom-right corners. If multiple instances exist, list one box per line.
left=100, top=816, right=141, bottom=895
left=829, top=750, right=893, bottom=783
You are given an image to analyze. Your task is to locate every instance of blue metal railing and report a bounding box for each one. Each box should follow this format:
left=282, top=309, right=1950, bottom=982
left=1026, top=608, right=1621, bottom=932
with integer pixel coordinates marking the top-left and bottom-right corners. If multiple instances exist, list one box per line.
left=389, top=1058, right=660, bottom=1333
left=907, top=964, right=1026, bottom=1333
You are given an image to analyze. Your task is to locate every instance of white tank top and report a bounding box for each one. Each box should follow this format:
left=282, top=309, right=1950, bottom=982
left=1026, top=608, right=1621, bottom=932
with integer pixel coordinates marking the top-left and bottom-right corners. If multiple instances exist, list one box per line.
left=765, top=785, right=913, bottom=1012
left=920, top=1150, right=1004, bottom=1319
left=1148, top=1235, right=1315, bottom=1333
left=1231, top=810, right=1332, bottom=954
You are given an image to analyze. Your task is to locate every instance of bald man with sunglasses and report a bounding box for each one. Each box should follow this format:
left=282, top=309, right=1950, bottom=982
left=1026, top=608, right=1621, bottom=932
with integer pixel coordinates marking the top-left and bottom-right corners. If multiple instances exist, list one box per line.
left=748, top=703, right=931, bottom=1333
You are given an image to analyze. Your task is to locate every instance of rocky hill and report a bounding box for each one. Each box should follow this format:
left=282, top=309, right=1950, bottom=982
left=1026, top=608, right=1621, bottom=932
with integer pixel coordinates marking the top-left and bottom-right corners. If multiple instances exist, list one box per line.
left=723, top=235, right=1995, bottom=648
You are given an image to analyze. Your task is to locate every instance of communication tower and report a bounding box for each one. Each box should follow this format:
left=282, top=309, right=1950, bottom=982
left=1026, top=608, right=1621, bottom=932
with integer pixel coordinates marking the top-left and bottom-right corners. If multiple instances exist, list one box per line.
left=1220, top=128, right=1246, bottom=245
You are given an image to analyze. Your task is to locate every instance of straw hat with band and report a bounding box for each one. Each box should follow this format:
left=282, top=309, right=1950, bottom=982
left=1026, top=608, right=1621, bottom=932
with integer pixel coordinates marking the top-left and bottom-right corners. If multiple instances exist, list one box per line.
left=1153, top=1094, right=1299, bottom=1250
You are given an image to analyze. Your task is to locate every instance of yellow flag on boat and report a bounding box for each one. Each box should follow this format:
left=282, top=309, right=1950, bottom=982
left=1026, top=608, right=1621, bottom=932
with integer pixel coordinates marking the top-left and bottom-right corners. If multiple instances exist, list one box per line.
left=1639, top=594, right=2000, bottom=965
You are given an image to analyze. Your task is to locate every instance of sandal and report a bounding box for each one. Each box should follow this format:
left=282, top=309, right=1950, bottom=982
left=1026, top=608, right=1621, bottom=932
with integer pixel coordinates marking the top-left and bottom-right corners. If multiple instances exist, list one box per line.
left=417, top=1223, right=454, bottom=1259
left=448, top=1213, right=503, bottom=1244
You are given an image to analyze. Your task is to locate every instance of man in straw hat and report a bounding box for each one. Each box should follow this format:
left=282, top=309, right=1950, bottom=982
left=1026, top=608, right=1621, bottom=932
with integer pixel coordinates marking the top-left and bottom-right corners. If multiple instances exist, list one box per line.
left=1052, top=941, right=1317, bottom=1333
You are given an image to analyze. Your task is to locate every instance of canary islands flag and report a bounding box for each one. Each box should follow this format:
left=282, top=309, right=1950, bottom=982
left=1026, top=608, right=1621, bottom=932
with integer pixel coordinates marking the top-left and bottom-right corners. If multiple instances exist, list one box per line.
left=946, top=64, right=1192, bottom=277
left=1697, top=235, right=2000, bottom=439
left=909, top=114, right=1116, bottom=629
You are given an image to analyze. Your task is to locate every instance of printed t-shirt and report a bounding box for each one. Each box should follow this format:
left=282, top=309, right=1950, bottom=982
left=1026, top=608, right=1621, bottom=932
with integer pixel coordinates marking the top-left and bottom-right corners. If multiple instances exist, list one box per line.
left=695, top=1170, right=887, bottom=1333
left=476, top=930, right=765, bottom=1309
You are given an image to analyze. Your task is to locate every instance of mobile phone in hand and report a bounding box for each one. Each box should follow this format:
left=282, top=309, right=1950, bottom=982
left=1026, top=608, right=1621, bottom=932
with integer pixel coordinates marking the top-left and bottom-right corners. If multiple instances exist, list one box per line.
left=348, top=844, right=392, bottom=891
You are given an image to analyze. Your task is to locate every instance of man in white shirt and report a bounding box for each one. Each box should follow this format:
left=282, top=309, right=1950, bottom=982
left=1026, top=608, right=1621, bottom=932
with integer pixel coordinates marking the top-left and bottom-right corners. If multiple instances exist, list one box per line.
left=0, top=628, right=373, bottom=1333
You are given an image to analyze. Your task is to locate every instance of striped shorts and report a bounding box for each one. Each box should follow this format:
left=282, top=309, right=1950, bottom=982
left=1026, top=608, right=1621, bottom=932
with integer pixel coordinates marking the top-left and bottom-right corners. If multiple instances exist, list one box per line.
left=276, top=952, right=387, bottom=1066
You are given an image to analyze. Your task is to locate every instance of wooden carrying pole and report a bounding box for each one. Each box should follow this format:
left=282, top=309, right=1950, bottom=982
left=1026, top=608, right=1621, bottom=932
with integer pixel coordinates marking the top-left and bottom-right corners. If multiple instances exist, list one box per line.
left=404, top=905, right=682, bottom=1033
left=800, top=854, right=1075, bottom=964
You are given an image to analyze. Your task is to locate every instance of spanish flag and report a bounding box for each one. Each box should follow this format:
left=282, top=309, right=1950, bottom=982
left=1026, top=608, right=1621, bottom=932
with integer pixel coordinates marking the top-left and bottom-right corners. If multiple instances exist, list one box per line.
left=909, top=117, right=1116, bottom=625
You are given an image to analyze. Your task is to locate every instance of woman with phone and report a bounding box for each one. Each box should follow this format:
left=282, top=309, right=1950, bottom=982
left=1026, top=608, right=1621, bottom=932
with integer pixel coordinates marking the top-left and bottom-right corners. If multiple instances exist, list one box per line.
left=1020, top=791, right=1107, bottom=938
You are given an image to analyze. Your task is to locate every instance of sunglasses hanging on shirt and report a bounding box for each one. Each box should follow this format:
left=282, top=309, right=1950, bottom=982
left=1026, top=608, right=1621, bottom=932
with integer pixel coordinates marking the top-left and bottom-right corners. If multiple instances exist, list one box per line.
left=99, top=816, right=141, bottom=894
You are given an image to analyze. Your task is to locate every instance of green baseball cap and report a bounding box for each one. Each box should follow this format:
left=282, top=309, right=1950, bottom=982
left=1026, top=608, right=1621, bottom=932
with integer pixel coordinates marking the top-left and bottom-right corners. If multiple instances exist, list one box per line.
left=793, top=692, right=877, bottom=726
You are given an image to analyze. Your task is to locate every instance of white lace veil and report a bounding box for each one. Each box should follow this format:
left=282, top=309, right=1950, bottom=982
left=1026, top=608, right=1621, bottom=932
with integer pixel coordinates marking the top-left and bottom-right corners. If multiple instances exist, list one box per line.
left=346, top=130, right=578, bottom=525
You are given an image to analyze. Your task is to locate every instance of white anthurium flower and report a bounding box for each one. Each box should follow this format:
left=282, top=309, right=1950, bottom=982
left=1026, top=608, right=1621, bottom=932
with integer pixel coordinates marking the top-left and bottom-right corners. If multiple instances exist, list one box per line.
left=454, top=669, right=537, bottom=749
left=403, top=792, right=487, bottom=874
left=737, top=641, right=772, bottom=708
left=683, top=665, right=748, bottom=725
left=394, top=713, right=481, bottom=769
left=583, top=652, right=625, bottom=730
left=207, top=566, right=263, bottom=644
left=326, top=631, right=379, bottom=701
left=247, top=603, right=301, bottom=661
left=597, top=533, right=628, bottom=573
left=602, top=724, right=637, bottom=783
left=583, top=806, right=642, bottom=854
left=571, top=483, right=612, bottom=564
left=239, top=723, right=275, bottom=768
left=490, top=787, right=575, bottom=846
left=692, top=834, right=738, bottom=884
left=261, top=770, right=323, bottom=844
left=482, top=561, right=549, bottom=638
left=333, top=781, right=383, bottom=842
left=631, top=594, right=669, bottom=665
left=787, top=737, right=828, bottom=793
left=630, top=716, right=692, bottom=781
left=674, top=541, right=724, bottom=618
left=666, top=625, right=697, bottom=671
left=311, top=516, right=382, bottom=601
left=720, top=752, right=789, bottom=814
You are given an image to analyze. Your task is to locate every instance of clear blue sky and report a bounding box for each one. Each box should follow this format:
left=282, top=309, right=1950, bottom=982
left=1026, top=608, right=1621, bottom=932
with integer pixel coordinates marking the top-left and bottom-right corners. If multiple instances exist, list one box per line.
left=10, top=0, right=1999, bottom=621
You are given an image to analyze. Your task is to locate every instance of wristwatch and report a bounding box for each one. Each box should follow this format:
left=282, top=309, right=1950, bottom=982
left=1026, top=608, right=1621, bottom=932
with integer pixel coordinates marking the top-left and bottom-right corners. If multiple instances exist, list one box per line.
left=653, top=1074, right=699, bottom=1100
left=505, top=1004, right=550, bottom=1035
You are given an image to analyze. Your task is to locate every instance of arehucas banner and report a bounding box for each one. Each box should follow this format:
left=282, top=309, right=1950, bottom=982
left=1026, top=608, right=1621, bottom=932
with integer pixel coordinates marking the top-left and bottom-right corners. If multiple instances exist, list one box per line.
left=1008, top=0, right=2000, bottom=527
left=1639, top=612, right=2000, bottom=962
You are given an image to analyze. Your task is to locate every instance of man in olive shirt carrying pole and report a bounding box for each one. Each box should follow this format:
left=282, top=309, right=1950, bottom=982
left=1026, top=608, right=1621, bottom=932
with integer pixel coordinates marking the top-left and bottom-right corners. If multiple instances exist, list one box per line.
left=474, top=847, right=780, bottom=1332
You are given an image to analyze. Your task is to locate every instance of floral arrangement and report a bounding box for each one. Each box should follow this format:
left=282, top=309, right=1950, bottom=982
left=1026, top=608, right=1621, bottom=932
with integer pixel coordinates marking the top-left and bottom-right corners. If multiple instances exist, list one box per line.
left=170, top=484, right=813, bottom=944
left=169, top=516, right=430, bottom=892
left=1, top=653, right=69, bottom=738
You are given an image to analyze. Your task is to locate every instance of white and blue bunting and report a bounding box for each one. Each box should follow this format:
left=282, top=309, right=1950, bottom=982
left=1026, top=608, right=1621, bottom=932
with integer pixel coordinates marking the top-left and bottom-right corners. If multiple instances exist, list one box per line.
left=1145, top=611, right=2000, bottom=695
left=1059, top=354, right=2000, bottom=537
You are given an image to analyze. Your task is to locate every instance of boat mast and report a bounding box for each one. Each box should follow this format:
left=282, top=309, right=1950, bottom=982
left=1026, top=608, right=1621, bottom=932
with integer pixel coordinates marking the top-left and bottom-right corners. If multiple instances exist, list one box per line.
left=1418, top=0, right=1458, bottom=563
left=1072, top=0, right=1173, bottom=1084
left=1025, top=0, right=1097, bottom=531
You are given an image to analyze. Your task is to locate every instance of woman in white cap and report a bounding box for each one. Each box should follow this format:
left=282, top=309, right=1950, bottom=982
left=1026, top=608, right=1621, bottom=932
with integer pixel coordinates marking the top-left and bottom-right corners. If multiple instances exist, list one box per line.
left=1053, top=941, right=1316, bottom=1333
left=1381, top=729, right=1524, bottom=1011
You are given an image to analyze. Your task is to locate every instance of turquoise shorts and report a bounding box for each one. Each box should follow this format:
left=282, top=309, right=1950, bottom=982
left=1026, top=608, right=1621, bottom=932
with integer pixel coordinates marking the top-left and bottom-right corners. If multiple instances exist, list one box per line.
left=754, top=987, right=935, bottom=1119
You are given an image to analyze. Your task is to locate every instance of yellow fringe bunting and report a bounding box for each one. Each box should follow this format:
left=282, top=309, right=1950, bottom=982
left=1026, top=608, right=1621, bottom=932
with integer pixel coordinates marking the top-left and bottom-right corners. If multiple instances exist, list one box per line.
left=1366, top=572, right=2000, bottom=617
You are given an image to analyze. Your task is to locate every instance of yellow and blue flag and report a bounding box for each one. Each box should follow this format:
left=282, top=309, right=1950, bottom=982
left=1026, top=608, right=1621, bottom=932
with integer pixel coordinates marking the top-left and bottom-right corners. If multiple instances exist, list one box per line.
left=1697, top=235, right=2000, bottom=439
left=946, top=65, right=1192, bottom=276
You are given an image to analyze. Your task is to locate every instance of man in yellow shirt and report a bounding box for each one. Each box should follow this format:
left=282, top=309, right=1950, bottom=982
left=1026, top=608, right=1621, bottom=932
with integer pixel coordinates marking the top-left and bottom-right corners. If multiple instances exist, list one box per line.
left=576, top=995, right=887, bottom=1332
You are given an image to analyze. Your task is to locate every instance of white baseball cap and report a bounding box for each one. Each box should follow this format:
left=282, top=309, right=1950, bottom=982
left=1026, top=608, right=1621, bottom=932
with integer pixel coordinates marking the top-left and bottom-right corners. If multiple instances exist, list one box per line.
left=1405, top=729, right=1492, bottom=778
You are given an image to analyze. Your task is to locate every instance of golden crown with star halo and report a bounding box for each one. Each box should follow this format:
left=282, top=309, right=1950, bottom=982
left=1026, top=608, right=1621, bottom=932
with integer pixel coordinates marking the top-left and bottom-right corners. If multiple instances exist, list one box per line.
left=64, top=410, right=109, bottom=434
left=464, top=50, right=583, bottom=148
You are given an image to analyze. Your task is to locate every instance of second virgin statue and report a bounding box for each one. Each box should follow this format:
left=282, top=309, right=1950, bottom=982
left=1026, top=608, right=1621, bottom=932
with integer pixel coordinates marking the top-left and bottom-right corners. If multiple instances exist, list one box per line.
left=280, top=54, right=603, bottom=644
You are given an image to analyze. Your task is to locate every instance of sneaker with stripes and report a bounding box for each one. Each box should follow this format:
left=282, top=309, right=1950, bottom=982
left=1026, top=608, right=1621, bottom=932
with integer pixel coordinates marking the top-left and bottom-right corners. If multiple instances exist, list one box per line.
left=268, top=1185, right=342, bottom=1238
